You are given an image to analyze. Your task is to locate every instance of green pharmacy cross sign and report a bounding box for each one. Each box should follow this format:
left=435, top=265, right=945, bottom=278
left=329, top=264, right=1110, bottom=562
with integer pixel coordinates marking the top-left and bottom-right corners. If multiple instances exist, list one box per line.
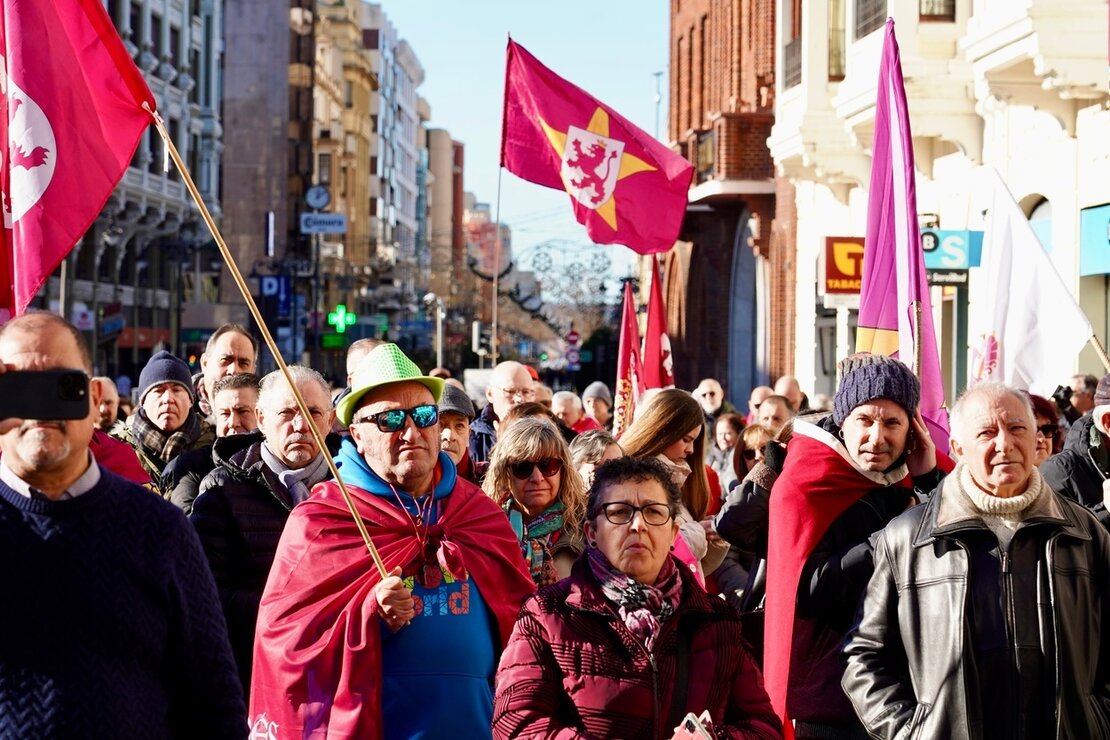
left=328, top=304, right=356, bottom=334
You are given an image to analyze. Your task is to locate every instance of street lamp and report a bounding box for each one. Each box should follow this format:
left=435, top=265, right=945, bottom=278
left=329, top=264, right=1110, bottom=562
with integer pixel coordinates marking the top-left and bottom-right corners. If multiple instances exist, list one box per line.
left=423, top=292, right=445, bottom=369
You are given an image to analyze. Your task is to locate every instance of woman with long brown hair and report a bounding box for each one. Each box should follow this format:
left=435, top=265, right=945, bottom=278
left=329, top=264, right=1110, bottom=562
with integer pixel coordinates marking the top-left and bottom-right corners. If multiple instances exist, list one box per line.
left=619, top=389, right=727, bottom=578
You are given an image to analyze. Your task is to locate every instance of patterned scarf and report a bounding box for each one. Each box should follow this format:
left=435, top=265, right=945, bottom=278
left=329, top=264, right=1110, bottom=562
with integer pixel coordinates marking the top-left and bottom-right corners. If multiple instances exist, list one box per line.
left=506, top=499, right=566, bottom=587
left=588, top=545, right=683, bottom=651
left=131, top=407, right=201, bottom=463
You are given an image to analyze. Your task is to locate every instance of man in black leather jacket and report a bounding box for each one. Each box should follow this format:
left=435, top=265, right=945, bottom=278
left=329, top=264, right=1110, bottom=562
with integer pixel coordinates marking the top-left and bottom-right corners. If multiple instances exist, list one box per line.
left=843, top=383, right=1110, bottom=739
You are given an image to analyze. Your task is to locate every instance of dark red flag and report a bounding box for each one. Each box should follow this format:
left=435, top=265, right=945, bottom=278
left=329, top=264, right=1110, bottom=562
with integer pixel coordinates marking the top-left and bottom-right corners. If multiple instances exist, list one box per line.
left=612, top=281, right=644, bottom=437
left=642, top=255, right=674, bottom=388
left=0, top=0, right=154, bottom=318
left=501, top=40, right=693, bottom=255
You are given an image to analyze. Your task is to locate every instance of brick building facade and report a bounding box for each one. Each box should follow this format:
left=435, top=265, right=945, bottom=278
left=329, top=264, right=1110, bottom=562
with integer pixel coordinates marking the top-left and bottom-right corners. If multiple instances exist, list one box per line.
left=666, top=0, right=790, bottom=403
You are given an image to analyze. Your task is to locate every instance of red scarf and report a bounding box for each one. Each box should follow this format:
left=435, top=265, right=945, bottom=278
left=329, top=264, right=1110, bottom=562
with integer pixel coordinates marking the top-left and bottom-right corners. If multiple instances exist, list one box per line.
left=248, top=473, right=534, bottom=739
left=763, top=420, right=910, bottom=738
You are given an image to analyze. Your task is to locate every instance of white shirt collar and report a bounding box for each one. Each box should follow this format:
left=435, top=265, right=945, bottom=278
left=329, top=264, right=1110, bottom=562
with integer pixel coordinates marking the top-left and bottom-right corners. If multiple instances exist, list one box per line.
left=0, top=452, right=101, bottom=501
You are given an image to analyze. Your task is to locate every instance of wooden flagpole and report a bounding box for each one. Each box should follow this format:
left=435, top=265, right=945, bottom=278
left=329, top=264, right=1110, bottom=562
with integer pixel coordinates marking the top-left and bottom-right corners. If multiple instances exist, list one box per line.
left=1088, top=334, right=1110, bottom=373
left=144, top=104, right=387, bottom=580
left=912, top=300, right=923, bottom=377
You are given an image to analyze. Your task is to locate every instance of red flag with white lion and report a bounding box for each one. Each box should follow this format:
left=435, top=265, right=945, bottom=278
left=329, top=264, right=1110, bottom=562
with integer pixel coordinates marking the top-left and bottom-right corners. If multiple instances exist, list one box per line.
left=0, top=0, right=154, bottom=319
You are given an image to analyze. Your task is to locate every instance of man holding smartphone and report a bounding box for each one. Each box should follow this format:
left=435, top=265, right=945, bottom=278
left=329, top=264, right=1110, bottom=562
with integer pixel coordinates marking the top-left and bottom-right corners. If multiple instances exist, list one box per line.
left=0, top=312, right=245, bottom=738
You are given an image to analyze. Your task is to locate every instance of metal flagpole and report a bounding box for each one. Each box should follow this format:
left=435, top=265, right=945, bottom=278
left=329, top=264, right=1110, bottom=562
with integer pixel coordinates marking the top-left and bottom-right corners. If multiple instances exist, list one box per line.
left=144, top=103, right=387, bottom=580
left=491, top=167, right=504, bottom=365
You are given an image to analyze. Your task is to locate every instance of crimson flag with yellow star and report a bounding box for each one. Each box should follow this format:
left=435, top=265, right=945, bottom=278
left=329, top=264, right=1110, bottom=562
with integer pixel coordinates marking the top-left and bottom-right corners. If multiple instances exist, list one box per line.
left=501, top=40, right=693, bottom=255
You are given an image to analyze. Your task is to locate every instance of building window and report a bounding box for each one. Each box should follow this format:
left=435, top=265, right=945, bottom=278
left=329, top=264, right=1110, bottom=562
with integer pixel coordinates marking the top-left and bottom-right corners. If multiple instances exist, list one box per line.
left=363, top=29, right=379, bottom=49
left=829, top=0, right=845, bottom=80
left=318, top=153, right=332, bottom=184
left=919, top=0, right=955, bottom=20
left=344, top=80, right=354, bottom=107
left=855, top=0, right=887, bottom=39
left=151, top=13, right=163, bottom=57
left=783, top=0, right=802, bottom=89
left=169, top=26, right=180, bottom=65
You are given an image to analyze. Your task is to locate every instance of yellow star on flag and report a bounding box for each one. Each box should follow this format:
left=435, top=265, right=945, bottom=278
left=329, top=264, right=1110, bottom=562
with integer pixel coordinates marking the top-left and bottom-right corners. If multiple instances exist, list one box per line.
left=538, top=107, right=656, bottom=231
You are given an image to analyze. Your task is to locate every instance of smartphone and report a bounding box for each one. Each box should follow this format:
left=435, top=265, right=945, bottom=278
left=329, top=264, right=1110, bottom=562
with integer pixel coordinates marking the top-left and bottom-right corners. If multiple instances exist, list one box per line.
left=0, top=370, right=91, bottom=421
left=671, top=712, right=714, bottom=739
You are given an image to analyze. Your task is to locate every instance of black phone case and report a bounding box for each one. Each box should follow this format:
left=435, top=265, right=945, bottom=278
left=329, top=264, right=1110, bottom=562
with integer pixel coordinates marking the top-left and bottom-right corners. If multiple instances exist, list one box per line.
left=0, top=370, right=90, bottom=421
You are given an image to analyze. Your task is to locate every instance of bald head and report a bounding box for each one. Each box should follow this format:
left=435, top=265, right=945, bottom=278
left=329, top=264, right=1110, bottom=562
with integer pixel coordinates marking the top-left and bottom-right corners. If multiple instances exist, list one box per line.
left=93, top=376, right=119, bottom=431
left=486, top=361, right=536, bottom=421
left=774, top=375, right=804, bottom=411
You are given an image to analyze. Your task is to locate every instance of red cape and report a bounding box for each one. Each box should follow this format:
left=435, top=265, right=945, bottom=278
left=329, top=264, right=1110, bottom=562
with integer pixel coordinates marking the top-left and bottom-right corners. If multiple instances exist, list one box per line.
left=248, top=474, right=534, bottom=739
left=763, top=420, right=911, bottom=738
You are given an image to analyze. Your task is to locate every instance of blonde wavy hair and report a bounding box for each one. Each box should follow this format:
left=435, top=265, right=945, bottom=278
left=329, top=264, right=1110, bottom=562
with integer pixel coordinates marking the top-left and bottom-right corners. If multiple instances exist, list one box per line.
left=482, top=416, right=587, bottom=546
left=618, top=388, right=712, bottom=519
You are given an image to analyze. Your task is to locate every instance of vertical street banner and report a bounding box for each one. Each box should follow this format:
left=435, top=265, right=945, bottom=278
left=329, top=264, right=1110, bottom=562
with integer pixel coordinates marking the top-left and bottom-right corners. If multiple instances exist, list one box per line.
left=642, top=255, right=675, bottom=388
left=501, top=39, right=693, bottom=255
left=855, top=19, right=949, bottom=450
left=0, top=0, right=155, bottom=319
left=968, top=168, right=1093, bottom=395
left=612, top=280, right=644, bottom=437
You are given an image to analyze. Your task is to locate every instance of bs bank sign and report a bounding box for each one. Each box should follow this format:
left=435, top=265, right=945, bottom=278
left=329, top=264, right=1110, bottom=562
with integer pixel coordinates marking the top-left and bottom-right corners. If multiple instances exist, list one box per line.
left=921, top=229, right=983, bottom=270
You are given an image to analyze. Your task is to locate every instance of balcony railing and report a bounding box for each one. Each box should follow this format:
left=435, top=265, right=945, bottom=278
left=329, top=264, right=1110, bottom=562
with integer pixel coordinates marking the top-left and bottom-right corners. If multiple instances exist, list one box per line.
left=784, top=36, right=802, bottom=89
left=855, top=0, right=887, bottom=39
left=919, top=0, right=955, bottom=20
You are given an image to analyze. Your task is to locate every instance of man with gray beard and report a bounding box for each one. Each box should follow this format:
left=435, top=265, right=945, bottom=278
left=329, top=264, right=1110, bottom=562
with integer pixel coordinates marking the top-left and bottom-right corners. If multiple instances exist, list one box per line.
left=190, top=365, right=337, bottom=693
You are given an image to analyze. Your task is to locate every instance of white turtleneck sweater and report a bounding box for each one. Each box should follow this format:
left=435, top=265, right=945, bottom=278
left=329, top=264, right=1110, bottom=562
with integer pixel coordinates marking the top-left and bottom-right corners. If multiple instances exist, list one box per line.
left=955, top=464, right=1045, bottom=550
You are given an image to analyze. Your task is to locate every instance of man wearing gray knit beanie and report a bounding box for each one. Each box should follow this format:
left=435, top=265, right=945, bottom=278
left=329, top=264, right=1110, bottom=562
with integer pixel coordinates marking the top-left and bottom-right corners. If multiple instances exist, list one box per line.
left=844, top=382, right=1110, bottom=737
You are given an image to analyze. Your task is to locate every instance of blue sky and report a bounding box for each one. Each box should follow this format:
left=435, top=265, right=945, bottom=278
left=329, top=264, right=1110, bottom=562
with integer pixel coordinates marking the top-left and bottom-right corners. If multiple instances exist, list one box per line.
left=380, top=1, right=671, bottom=292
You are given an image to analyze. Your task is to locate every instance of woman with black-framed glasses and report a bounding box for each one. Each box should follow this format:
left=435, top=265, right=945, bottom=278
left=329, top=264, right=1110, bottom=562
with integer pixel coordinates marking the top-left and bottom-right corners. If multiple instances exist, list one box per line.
left=493, top=456, right=780, bottom=739
left=482, top=417, right=588, bottom=587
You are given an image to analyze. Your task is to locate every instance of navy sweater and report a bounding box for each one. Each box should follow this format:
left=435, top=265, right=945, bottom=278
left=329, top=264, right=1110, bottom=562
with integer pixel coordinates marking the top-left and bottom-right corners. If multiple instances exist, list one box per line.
left=0, top=468, right=247, bottom=739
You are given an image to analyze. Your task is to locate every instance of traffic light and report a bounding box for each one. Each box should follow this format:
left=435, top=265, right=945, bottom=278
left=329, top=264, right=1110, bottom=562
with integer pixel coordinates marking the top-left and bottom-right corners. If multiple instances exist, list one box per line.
left=539, top=351, right=549, bottom=361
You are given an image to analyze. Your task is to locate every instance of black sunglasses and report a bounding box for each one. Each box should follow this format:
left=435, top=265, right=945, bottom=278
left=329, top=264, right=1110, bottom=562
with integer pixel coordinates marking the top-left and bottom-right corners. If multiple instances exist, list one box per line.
left=1037, top=423, right=1059, bottom=437
left=742, top=449, right=757, bottom=460
left=509, top=458, right=563, bottom=479
left=354, top=404, right=439, bottom=432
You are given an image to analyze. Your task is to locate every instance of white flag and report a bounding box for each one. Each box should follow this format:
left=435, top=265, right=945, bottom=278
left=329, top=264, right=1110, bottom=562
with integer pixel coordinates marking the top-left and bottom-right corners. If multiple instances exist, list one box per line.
left=968, top=168, right=1093, bottom=396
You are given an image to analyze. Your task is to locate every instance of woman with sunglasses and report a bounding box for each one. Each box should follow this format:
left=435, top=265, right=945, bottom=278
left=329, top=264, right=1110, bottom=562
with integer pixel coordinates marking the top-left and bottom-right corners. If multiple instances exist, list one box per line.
left=482, top=417, right=588, bottom=587
left=619, top=389, right=728, bottom=580
left=493, top=456, right=780, bottom=739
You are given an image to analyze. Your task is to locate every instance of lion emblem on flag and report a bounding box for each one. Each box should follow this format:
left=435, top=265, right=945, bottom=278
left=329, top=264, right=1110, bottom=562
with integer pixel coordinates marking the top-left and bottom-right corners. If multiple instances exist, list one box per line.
left=561, top=125, right=623, bottom=210
left=0, top=54, right=57, bottom=229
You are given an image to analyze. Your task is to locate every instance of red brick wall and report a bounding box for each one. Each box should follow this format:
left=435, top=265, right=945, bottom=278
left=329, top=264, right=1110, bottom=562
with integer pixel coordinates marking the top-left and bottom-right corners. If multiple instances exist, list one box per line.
left=769, top=177, right=797, bottom=380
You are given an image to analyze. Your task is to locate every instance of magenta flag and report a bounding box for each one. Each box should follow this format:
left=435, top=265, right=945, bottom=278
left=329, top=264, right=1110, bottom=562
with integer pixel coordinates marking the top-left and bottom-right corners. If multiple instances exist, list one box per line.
left=612, top=281, right=644, bottom=438
left=501, top=40, right=693, bottom=255
left=0, top=0, right=155, bottom=319
left=856, top=19, right=949, bottom=451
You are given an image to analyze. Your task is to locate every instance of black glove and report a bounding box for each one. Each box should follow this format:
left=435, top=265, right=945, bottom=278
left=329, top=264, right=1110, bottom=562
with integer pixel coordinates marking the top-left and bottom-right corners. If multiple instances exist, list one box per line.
left=763, top=440, right=788, bottom=474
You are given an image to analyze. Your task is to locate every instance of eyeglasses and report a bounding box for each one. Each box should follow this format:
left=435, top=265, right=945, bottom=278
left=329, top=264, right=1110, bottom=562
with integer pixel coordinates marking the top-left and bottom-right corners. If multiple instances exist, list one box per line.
left=509, top=457, right=563, bottom=479
left=497, top=386, right=536, bottom=401
left=742, top=449, right=757, bottom=461
left=599, top=502, right=672, bottom=526
left=1037, top=423, right=1059, bottom=437
left=353, top=404, right=439, bottom=432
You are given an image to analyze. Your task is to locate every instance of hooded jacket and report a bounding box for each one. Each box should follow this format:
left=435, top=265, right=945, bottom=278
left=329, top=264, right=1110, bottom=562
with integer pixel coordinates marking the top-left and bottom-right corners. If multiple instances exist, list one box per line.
left=1039, top=413, right=1110, bottom=526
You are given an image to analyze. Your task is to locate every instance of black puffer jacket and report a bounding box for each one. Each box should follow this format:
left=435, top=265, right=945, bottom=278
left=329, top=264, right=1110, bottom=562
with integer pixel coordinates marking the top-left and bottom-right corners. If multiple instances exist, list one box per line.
left=164, top=444, right=217, bottom=515
left=843, top=472, right=1110, bottom=739
left=1040, top=414, right=1110, bottom=527
left=189, top=431, right=336, bottom=692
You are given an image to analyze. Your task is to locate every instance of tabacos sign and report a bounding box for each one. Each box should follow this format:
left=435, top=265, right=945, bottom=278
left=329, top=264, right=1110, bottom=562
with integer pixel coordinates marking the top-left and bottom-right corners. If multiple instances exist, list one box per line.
left=824, top=237, right=865, bottom=294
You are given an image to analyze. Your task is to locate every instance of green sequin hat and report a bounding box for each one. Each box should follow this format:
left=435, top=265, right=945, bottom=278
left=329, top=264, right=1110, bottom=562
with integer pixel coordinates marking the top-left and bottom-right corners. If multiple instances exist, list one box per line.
left=336, top=343, right=444, bottom=426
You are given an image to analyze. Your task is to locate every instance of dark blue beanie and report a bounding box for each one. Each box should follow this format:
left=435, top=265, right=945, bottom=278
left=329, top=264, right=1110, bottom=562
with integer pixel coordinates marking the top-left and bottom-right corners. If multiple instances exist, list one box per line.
left=832, top=353, right=920, bottom=425
left=138, top=351, right=195, bottom=404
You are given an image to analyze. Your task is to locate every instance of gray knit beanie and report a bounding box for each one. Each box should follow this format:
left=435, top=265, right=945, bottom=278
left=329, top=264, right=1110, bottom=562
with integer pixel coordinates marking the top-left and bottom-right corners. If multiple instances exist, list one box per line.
left=832, top=353, right=920, bottom=425
left=582, top=381, right=612, bottom=406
